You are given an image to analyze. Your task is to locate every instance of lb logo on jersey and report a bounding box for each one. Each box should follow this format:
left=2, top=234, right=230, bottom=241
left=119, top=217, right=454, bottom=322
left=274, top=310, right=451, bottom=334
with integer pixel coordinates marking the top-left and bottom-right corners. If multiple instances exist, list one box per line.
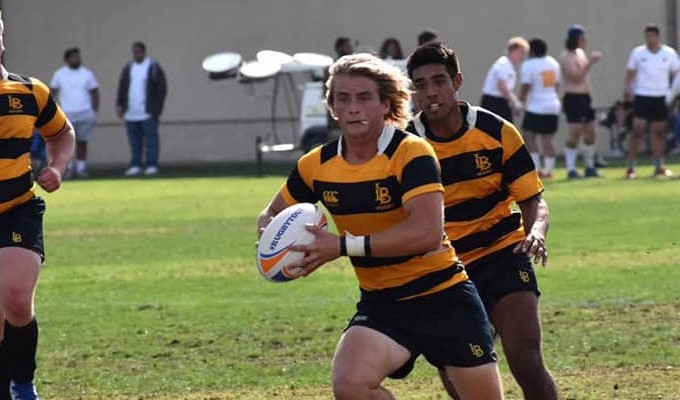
left=8, top=95, right=23, bottom=113
left=375, top=183, right=394, bottom=211
left=474, top=153, right=492, bottom=176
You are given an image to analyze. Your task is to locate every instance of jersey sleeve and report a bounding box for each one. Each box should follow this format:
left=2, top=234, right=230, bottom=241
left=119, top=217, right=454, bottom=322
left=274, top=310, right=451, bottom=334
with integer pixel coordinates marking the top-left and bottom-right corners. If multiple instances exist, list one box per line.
left=399, top=138, right=444, bottom=204
left=87, top=70, right=100, bottom=90
left=32, top=78, right=67, bottom=138
left=671, top=51, right=680, bottom=73
left=49, top=70, right=60, bottom=89
left=280, top=152, right=320, bottom=205
left=501, top=122, right=544, bottom=202
left=520, top=62, right=531, bottom=85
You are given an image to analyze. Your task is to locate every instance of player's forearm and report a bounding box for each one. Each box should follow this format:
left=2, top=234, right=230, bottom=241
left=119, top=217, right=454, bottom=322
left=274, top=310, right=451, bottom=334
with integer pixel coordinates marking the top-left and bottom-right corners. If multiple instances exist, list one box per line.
left=519, top=84, right=530, bottom=103
left=497, top=79, right=520, bottom=107
left=347, top=193, right=445, bottom=258
left=518, top=195, right=549, bottom=236
left=624, top=70, right=636, bottom=95
left=90, top=89, right=100, bottom=112
left=45, top=121, right=75, bottom=174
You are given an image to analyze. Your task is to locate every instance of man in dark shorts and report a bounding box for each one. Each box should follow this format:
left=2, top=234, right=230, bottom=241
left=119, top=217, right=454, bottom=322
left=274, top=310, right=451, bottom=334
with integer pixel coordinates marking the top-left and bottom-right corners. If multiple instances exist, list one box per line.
left=0, top=10, right=76, bottom=400
left=481, top=37, right=529, bottom=122
left=519, top=38, right=562, bottom=179
left=560, top=25, right=602, bottom=179
left=624, top=24, right=678, bottom=179
left=406, top=42, right=558, bottom=400
left=258, top=53, right=504, bottom=399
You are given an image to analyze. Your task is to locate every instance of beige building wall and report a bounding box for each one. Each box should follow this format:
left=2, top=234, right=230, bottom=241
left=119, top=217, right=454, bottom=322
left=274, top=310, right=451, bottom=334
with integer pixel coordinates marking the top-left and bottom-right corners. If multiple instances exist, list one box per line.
left=2, top=0, right=671, bottom=167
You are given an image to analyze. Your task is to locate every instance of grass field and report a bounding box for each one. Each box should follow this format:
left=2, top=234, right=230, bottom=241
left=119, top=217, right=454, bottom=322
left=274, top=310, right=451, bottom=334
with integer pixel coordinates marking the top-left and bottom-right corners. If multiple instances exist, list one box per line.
left=32, top=160, right=680, bottom=399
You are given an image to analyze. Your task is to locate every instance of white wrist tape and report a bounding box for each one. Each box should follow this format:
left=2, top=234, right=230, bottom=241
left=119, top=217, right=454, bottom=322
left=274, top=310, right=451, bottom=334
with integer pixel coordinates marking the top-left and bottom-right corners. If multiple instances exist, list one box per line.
left=345, top=233, right=366, bottom=257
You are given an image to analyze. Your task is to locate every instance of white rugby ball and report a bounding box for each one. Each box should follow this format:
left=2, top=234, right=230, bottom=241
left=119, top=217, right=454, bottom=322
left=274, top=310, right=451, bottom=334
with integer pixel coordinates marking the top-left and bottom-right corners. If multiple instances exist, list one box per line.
left=257, top=203, right=328, bottom=282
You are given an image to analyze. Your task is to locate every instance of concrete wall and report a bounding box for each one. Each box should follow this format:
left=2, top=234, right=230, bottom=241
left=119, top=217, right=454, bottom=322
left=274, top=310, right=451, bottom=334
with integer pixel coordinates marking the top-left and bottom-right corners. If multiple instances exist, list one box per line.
left=2, top=0, right=671, bottom=167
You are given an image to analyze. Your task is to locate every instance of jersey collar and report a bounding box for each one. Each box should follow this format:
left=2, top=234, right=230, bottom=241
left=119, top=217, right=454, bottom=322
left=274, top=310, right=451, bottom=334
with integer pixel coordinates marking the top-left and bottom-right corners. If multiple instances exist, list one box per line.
left=337, top=124, right=396, bottom=157
left=1, top=65, right=7, bottom=80
left=412, top=101, right=477, bottom=142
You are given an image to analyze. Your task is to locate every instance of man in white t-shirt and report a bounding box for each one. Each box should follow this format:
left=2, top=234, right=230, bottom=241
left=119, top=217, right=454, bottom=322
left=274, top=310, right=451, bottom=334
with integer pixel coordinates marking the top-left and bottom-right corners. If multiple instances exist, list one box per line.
left=115, top=41, right=167, bottom=177
left=519, top=38, right=561, bottom=179
left=50, top=48, right=99, bottom=178
left=481, top=36, right=529, bottom=122
left=624, top=24, right=678, bottom=179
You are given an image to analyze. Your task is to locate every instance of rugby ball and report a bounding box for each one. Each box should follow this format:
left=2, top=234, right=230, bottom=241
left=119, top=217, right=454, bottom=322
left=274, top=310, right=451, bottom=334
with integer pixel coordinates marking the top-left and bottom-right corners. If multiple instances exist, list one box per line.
left=257, top=203, right=328, bottom=282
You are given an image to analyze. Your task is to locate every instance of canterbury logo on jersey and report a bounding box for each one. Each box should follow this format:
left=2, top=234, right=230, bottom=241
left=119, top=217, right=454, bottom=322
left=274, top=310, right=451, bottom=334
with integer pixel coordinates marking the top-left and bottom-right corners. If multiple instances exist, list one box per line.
left=323, top=190, right=340, bottom=205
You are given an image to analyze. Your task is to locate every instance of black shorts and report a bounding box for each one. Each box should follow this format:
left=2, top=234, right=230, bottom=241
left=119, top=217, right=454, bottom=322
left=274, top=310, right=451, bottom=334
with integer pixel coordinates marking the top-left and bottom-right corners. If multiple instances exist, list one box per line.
left=347, top=279, right=497, bottom=379
left=465, top=244, right=541, bottom=318
left=481, top=94, right=512, bottom=122
left=0, top=197, right=45, bottom=261
left=633, top=95, right=668, bottom=122
left=563, top=93, right=595, bottom=123
left=522, top=112, right=559, bottom=134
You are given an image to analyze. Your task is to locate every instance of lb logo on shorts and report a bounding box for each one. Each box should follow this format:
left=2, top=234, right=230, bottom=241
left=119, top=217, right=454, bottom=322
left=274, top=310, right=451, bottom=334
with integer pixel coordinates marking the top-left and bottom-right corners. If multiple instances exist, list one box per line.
left=519, top=270, right=530, bottom=283
left=11, top=232, right=22, bottom=244
left=469, top=343, right=485, bottom=358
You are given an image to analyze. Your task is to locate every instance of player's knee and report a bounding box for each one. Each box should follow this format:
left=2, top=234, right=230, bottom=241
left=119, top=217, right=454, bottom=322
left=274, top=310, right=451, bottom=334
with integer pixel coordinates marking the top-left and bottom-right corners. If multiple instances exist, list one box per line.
left=332, top=371, right=369, bottom=400
left=0, top=286, right=34, bottom=325
left=507, top=345, right=546, bottom=383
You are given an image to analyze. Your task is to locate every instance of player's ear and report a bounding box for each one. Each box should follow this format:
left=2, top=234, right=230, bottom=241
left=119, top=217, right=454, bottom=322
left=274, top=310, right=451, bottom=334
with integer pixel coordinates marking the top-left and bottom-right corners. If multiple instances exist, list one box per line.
left=325, top=99, right=339, bottom=120
left=453, top=72, right=463, bottom=92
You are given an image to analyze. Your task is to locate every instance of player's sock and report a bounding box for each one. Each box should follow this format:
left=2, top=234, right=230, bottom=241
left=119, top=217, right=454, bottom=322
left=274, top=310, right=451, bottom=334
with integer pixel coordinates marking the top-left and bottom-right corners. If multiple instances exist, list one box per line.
left=530, top=152, right=541, bottom=170
left=544, top=156, right=556, bottom=174
left=627, top=159, right=636, bottom=171
left=4, top=319, right=38, bottom=384
left=654, top=157, right=664, bottom=170
left=0, top=339, right=11, bottom=400
left=582, top=144, right=596, bottom=169
left=564, top=147, right=578, bottom=171
left=76, top=160, right=86, bottom=173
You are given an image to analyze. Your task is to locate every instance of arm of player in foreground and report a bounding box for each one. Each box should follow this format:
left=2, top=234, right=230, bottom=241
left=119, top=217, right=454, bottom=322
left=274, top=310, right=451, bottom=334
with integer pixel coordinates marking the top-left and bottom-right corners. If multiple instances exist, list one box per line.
left=514, top=194, right=550, bottom=267
left=257, top=191, right=290, bottom=238
left=38, top=121, right=75, bottom=192
left=290, top=191, right=446, bottom=276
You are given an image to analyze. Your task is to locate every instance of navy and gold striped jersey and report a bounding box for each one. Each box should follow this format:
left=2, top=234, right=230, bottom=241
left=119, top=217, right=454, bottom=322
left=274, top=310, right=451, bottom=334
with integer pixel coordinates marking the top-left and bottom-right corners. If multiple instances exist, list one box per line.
left=280, top=126, right=468, bottom=302
left=0, top=69, right=67, bottom=214
left=407, top=102, right=544, bottom=265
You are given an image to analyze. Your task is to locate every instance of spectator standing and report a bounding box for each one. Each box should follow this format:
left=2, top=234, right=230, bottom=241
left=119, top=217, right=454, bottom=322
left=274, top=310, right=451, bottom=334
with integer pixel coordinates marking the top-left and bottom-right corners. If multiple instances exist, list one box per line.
left=116, top=41, right=167, bottom=177
left=481, top=37, right=529, bottom=122
left=519, top=38, right=562, bottom=179
left=560, top=25, right=602, bottom=179
left=624, top=24, right=678, bottom=178
left=50, top=47, right=99, bottom=178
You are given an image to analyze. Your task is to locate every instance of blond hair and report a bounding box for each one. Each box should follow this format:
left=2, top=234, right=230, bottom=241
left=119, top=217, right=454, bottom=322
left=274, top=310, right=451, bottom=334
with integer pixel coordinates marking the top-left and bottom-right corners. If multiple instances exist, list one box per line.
left=325, top=53, right=411, bottom=129
left=507, top=36, right=529, bottom=52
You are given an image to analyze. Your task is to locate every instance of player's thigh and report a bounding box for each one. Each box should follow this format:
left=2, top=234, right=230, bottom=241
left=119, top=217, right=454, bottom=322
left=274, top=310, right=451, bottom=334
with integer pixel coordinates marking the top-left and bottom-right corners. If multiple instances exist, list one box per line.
left=631, top=117, right=647, bottom=137
left=650, top=120, right=667, bottom=137
left=492, top=291, right=542, bottom=352
left=566, top=123, right=584, bottom=143
left=442, top=362, right=504, bottom=400
left=332, top=325, right=412, bottom=387
left=0, top=247, right=41, bottom=303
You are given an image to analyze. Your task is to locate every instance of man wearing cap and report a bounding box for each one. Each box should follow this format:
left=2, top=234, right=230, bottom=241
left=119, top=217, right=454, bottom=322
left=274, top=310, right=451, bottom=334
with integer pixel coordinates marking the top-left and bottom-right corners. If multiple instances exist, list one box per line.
left=624, top=24, right=678, bottom=179
left=560, top=25, right=602, bottom=179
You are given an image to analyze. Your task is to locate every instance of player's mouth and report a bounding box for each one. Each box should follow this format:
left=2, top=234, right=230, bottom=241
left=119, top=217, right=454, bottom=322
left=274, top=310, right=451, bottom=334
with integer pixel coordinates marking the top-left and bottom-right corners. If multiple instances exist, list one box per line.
left=348, top=120, right=368, bottom=126
left=426, top=103, right=442, bottom=112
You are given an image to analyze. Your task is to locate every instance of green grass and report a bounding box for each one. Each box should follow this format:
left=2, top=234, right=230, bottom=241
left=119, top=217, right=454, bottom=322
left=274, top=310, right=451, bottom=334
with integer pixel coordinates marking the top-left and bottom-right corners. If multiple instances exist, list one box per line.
left=32, top=161, right=680, bottom=399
